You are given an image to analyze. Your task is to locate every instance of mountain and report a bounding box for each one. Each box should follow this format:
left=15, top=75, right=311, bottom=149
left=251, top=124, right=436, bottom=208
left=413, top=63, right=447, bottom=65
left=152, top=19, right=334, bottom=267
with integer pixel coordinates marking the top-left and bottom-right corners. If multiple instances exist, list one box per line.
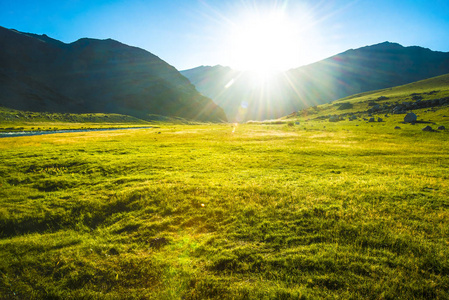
left=0, top=26, right=227, bottom=122
left=181, top=42, right=449, bottom=122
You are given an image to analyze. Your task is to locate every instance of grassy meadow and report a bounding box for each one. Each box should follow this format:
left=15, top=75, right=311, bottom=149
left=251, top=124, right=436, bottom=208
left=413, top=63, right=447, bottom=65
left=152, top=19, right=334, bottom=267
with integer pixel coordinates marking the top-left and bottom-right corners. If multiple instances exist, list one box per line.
left=290, top=73, right=449, bottom=122
left=1, top=75, right=449, bottom=299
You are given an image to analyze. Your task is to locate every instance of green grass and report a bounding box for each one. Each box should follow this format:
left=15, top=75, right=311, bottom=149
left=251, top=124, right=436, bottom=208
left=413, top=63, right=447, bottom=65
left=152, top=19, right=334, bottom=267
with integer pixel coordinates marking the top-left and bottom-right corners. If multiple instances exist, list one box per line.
left=1, top=74, right=449, bottom=298
left=1, top=117, right=448, bottom=298
left=289, top=73, right=449, bottom=121
left=0, top=108, right=201, bottom=133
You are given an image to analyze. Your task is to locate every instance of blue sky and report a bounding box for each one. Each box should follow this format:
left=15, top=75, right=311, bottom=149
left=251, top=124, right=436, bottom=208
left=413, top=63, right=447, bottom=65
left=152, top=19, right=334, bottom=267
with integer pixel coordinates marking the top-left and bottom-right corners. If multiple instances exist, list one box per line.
left=1, top=0, right=449, bottom=71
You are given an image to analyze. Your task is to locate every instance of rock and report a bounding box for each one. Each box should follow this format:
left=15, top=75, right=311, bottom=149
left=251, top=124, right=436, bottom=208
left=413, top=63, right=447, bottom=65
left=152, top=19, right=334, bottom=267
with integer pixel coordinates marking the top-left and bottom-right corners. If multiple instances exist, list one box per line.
left=368, top=117, right=375, bottom=122
left=377, top=96, right=389, bottom=100
left=438, top=126, right=446, bottom=130
left=422, top=126, right=433, bottom=132
left=394, top=126, right=401, bottom=129
left=393, top=105, right=406, bottom=114
left=404, top=112, right=417, bottom=123
left=377, top=117, right=383, bottom=122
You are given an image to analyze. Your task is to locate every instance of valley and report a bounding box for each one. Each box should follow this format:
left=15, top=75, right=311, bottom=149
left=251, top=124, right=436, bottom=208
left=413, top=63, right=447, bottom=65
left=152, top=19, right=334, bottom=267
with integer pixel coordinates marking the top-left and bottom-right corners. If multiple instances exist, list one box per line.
left=1, top=75, right=448, bottom=298
left=1, top=21, right=449, bottom=299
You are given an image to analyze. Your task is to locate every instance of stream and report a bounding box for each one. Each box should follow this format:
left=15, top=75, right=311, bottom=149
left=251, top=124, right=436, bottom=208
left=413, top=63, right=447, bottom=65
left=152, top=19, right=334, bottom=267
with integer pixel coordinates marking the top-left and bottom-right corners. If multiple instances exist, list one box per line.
left=0, top=127, right=152, bottom=138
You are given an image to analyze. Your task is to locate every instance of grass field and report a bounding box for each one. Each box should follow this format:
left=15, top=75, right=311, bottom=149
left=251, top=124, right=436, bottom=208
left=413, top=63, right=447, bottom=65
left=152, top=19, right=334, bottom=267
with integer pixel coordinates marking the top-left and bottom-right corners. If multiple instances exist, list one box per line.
left=0, top=108, right=199, bottom=134
left=1, top=117, right=448, bottom=299
left=1, top=74, right=449, bottom=299
left=289, top=73, right=449, bottom=123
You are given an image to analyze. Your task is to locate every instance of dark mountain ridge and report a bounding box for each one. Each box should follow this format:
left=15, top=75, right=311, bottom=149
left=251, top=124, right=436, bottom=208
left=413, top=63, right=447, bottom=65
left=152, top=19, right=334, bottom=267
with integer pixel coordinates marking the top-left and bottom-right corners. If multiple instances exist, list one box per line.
left=182, top=42, right=449, bottom=122
left=0, top=26, right=227, bottom=122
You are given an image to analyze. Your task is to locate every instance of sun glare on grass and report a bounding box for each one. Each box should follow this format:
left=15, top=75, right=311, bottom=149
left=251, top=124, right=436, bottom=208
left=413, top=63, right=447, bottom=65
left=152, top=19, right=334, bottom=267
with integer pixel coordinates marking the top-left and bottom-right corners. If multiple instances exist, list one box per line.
left=227, top=9, right=304, bottom=77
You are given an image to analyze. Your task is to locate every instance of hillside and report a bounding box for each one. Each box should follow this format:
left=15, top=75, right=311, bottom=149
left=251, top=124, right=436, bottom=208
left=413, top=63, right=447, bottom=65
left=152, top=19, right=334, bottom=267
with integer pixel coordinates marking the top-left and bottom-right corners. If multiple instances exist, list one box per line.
left=0, top=26, right=227, bottom=122
left=182, top=42, right=449, bottom=122
left=286, top=73, right=449, bottom=124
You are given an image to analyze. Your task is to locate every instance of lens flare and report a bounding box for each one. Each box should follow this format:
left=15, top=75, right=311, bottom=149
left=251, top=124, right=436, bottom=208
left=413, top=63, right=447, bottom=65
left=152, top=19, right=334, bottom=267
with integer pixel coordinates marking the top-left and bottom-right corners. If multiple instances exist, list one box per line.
left=225, top=5, right=310, bottom=76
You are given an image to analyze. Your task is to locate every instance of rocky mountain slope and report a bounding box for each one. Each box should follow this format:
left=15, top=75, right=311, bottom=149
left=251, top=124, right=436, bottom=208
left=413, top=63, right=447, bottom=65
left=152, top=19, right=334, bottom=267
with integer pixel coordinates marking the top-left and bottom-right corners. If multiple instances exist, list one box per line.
left=0, top=26, right=227, bottom=122
left=287, top=73, right=449, bottom=130
left=182, top=42, right=449, bottom=122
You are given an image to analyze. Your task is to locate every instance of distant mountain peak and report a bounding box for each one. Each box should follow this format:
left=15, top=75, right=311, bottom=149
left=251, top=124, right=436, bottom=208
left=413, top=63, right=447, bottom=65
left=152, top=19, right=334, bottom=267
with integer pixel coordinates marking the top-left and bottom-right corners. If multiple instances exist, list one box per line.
left=359, top=41, right=437, bottom=53
left=376, top=41, right=402, bottom=47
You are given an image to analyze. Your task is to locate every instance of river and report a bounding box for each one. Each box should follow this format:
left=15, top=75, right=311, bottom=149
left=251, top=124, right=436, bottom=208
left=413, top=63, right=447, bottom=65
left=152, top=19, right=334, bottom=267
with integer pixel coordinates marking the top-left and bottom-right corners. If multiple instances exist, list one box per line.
left=0, top=127, right=152, bottom=138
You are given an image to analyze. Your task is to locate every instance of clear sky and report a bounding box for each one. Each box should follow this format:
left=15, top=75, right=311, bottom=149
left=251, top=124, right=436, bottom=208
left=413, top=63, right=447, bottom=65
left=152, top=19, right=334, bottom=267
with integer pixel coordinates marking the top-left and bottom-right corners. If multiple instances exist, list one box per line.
left=1, top=0, right=449, bottom=72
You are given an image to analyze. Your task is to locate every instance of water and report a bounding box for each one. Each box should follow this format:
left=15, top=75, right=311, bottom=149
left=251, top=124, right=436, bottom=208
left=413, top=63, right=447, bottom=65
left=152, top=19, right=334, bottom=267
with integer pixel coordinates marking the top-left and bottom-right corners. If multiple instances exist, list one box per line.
left=0, top=127, right=152, bottom=138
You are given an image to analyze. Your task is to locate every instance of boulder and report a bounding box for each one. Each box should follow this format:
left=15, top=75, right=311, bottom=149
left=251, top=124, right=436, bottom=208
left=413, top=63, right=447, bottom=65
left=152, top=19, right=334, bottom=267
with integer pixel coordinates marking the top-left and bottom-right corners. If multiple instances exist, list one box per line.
left=394, top=126, right=401, bottom=130
left=372, top=104, right=381, bottom=111
left=377, top=117, right=383, bottom=122
left=422, top=126, right=433, bottom=132
left=404, top=112, right=417, bottom=123
left=438, top=126, right=446, bottom=130
left=368, top=117, right=375, bottom=122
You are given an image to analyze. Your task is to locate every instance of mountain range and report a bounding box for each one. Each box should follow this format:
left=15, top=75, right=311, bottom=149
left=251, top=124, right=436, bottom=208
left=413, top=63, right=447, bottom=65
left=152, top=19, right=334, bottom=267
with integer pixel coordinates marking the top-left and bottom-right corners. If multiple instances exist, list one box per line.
left=181, top=42, right=449, bottom=122
left=2, top=26, right=449, bottom=123
left=0, top=26, right=227, bottom=122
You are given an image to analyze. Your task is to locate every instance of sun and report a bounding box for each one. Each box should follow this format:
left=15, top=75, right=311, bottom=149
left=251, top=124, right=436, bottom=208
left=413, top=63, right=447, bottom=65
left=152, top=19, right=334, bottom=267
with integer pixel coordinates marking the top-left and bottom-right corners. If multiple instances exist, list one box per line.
left=227, top=10, right=302, bottom=75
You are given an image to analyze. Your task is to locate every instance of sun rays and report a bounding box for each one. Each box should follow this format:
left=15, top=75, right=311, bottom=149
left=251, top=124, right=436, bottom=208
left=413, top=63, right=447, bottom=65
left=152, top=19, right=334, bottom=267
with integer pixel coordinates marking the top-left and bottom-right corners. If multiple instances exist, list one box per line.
left=221, top=1, right=322, bottom=77
left=187, top=1, right=354, bottom=122
left=227, top=10, right=299, bottom=74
